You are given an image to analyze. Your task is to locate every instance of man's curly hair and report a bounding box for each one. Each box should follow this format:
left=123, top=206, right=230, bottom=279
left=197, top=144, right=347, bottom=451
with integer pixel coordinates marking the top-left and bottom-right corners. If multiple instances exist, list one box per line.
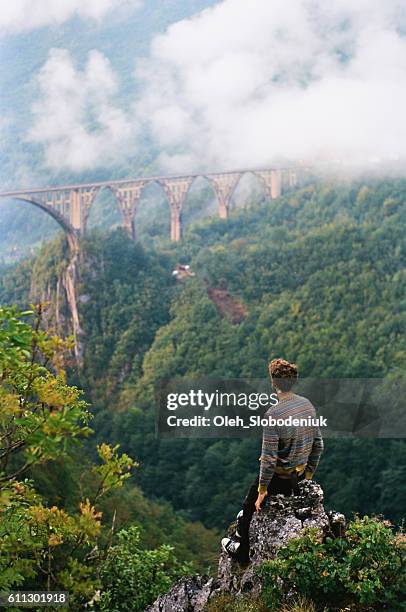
left=269, top=358, right=298, bottom=392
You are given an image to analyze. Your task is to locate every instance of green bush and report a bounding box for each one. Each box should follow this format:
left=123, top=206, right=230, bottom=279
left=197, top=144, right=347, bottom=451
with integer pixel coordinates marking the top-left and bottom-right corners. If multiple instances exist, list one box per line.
left=280, top=596, right=317, bottom=612
left=97, top=526, right=192, bottom=611
left=206, top=593, right=268, bottom=612
left=257, top=517, right=406, bottom=610
left=206, top=593, right=317, bottom=611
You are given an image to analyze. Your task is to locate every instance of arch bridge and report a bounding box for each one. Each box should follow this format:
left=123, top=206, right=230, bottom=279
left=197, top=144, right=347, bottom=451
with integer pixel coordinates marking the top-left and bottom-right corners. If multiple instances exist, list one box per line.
left=0, top=167, right=300, bottom=252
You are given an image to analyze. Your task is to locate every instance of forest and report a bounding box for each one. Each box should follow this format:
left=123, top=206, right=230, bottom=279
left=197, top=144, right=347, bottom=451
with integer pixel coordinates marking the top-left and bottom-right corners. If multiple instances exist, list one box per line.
left=0, top=176, right=405, bottom=609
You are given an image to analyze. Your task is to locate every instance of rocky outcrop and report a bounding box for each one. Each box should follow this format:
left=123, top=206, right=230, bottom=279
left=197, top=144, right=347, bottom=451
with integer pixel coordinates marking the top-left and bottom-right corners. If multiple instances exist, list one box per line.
left=63, top=237, right=85, bottom=364
left=217, top=479, right=333, bottom=597
left=147, top=481, right=345, bottom=611
left=146, top=576, right=215, bottom=612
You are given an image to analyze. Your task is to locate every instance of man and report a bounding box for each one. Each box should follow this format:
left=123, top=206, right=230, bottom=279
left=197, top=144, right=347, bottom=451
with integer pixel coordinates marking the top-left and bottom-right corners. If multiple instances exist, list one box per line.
left=221, top=358, right=324, bottom=565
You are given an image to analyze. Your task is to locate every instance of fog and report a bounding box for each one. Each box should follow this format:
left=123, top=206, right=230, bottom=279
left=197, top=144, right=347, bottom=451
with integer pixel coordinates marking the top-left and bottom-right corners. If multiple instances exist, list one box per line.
left=26, top=0, right=406, bottom=174
left=28, top=49, right=138, bottom=171
left=135, top=0, right=406, bottom=172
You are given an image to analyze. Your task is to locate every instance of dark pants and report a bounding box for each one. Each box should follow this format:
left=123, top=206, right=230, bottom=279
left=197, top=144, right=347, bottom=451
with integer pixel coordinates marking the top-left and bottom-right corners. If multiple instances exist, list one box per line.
left=236, top=472, right=304, bottom=563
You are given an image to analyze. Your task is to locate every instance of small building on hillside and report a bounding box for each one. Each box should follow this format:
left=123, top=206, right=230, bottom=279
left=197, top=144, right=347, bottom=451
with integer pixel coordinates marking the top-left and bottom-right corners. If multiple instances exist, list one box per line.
left=172, top=263, right=195, bottom=281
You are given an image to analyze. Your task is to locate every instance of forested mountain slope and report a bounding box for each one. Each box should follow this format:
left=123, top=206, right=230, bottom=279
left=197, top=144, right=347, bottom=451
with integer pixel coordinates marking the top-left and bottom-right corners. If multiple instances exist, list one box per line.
left=1, top=178, right=405, bottom=529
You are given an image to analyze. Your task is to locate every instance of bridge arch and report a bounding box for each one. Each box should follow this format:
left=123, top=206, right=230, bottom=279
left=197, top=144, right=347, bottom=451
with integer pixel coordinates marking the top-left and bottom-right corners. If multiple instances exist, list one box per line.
left=229, top=171, right=265, bottom=210
left=85, top=185, right=123, bottom=234
left=130, top=179, right=170, bottom=239
left=9, top=195, right=79, bottom=253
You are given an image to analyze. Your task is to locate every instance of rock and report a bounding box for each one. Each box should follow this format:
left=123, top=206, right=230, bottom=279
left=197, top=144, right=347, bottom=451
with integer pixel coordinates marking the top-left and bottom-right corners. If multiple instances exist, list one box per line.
left=217, top=480, right=329, bottom=597
left=78, top=294, right=91, bottom=303
left=327, top=510, right=347, bottom=538
left=147, top=481, right=344, bottom=611
left=146, top=576, right=214, bottom=612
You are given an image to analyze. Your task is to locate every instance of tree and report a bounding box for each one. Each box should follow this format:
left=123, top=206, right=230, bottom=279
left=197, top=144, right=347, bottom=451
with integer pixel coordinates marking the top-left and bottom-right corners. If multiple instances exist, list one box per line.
left=0, top=305, right=136, bottom=605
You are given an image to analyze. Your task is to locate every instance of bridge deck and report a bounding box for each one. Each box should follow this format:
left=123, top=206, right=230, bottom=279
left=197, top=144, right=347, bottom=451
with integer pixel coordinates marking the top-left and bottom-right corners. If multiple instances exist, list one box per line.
left=0, top=167, right=292, bottom=197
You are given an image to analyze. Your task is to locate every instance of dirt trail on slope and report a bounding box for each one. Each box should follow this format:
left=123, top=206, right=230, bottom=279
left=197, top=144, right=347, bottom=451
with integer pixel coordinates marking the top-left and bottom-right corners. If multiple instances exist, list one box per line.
left=207, top=287, right=248, bottom=324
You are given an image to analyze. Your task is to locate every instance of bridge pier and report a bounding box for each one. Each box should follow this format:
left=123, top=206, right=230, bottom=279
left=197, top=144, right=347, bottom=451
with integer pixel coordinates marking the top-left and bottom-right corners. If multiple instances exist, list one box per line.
left=288, top=170, right=297, bottom=188
left=218, top=201, right=229, bottom=220
left=123, top=216, right=136, bottom=240
left=207, top=173, right=242, bottom=220
left=255, top=169, right=282, bottom=200
left=160, top=177, right=193, bottom=242
left=170, top=205, right=182, bottom=241
left=70, top=190, right=82, bottom=230
left=69, top=188, right=98, bottom=233
left=113, top=182, right=147, bottom=240
left=271, top=169, right=282, bottom=198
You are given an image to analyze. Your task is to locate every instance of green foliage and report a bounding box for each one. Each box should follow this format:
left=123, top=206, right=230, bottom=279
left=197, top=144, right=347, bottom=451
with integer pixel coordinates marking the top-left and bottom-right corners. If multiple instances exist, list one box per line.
left=206, top=592, right=268, bottom=611
left=0, top=306, right=135, bottom=605
left=97, top=483, right=219, bottom=573
left=279, top=596, right=317, bottom=612
left=97, top=525, right=192, bottom=612
left=77, top=230, right=174, bottom=409
left=93, top=443, right=136, bottom=497
left=257, top=517, right=406, bottom=610
left=0, top=304, right=92, bottom=478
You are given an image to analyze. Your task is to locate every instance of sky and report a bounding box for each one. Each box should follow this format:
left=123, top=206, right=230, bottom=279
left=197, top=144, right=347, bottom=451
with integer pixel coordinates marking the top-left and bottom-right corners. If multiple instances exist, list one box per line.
left=0, top=0, right=140, bottom=32
left=1, top=0, right=406, bottom=181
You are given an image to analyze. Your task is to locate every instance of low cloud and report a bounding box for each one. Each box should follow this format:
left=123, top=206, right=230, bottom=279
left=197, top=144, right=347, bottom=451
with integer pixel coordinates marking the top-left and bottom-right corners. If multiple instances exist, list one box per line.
left=28, top=49, right=138, bottom=172
left=25, top=0, right=406, bottom=175
left=0, top=0, right=142, bottom=34
left=135, top=0, right=406, bottom=172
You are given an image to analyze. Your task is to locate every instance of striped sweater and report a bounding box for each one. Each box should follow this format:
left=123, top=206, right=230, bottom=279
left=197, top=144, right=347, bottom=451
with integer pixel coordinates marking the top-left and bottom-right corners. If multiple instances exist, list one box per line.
left=258, top=393, right=324, bottom=494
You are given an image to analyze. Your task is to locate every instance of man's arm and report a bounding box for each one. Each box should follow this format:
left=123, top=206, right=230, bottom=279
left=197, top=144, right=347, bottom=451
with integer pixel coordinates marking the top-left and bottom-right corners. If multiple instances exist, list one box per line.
left=258, top=424, right=279, bottom=494
left=305, top=427, right=324, bottom=479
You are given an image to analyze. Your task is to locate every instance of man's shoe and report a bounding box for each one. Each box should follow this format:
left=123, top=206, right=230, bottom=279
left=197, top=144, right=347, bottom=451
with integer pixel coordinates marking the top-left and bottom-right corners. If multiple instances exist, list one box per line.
left=221, top=537, right=250, bottom=566
left=221, top=537, right=241, bottom=556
